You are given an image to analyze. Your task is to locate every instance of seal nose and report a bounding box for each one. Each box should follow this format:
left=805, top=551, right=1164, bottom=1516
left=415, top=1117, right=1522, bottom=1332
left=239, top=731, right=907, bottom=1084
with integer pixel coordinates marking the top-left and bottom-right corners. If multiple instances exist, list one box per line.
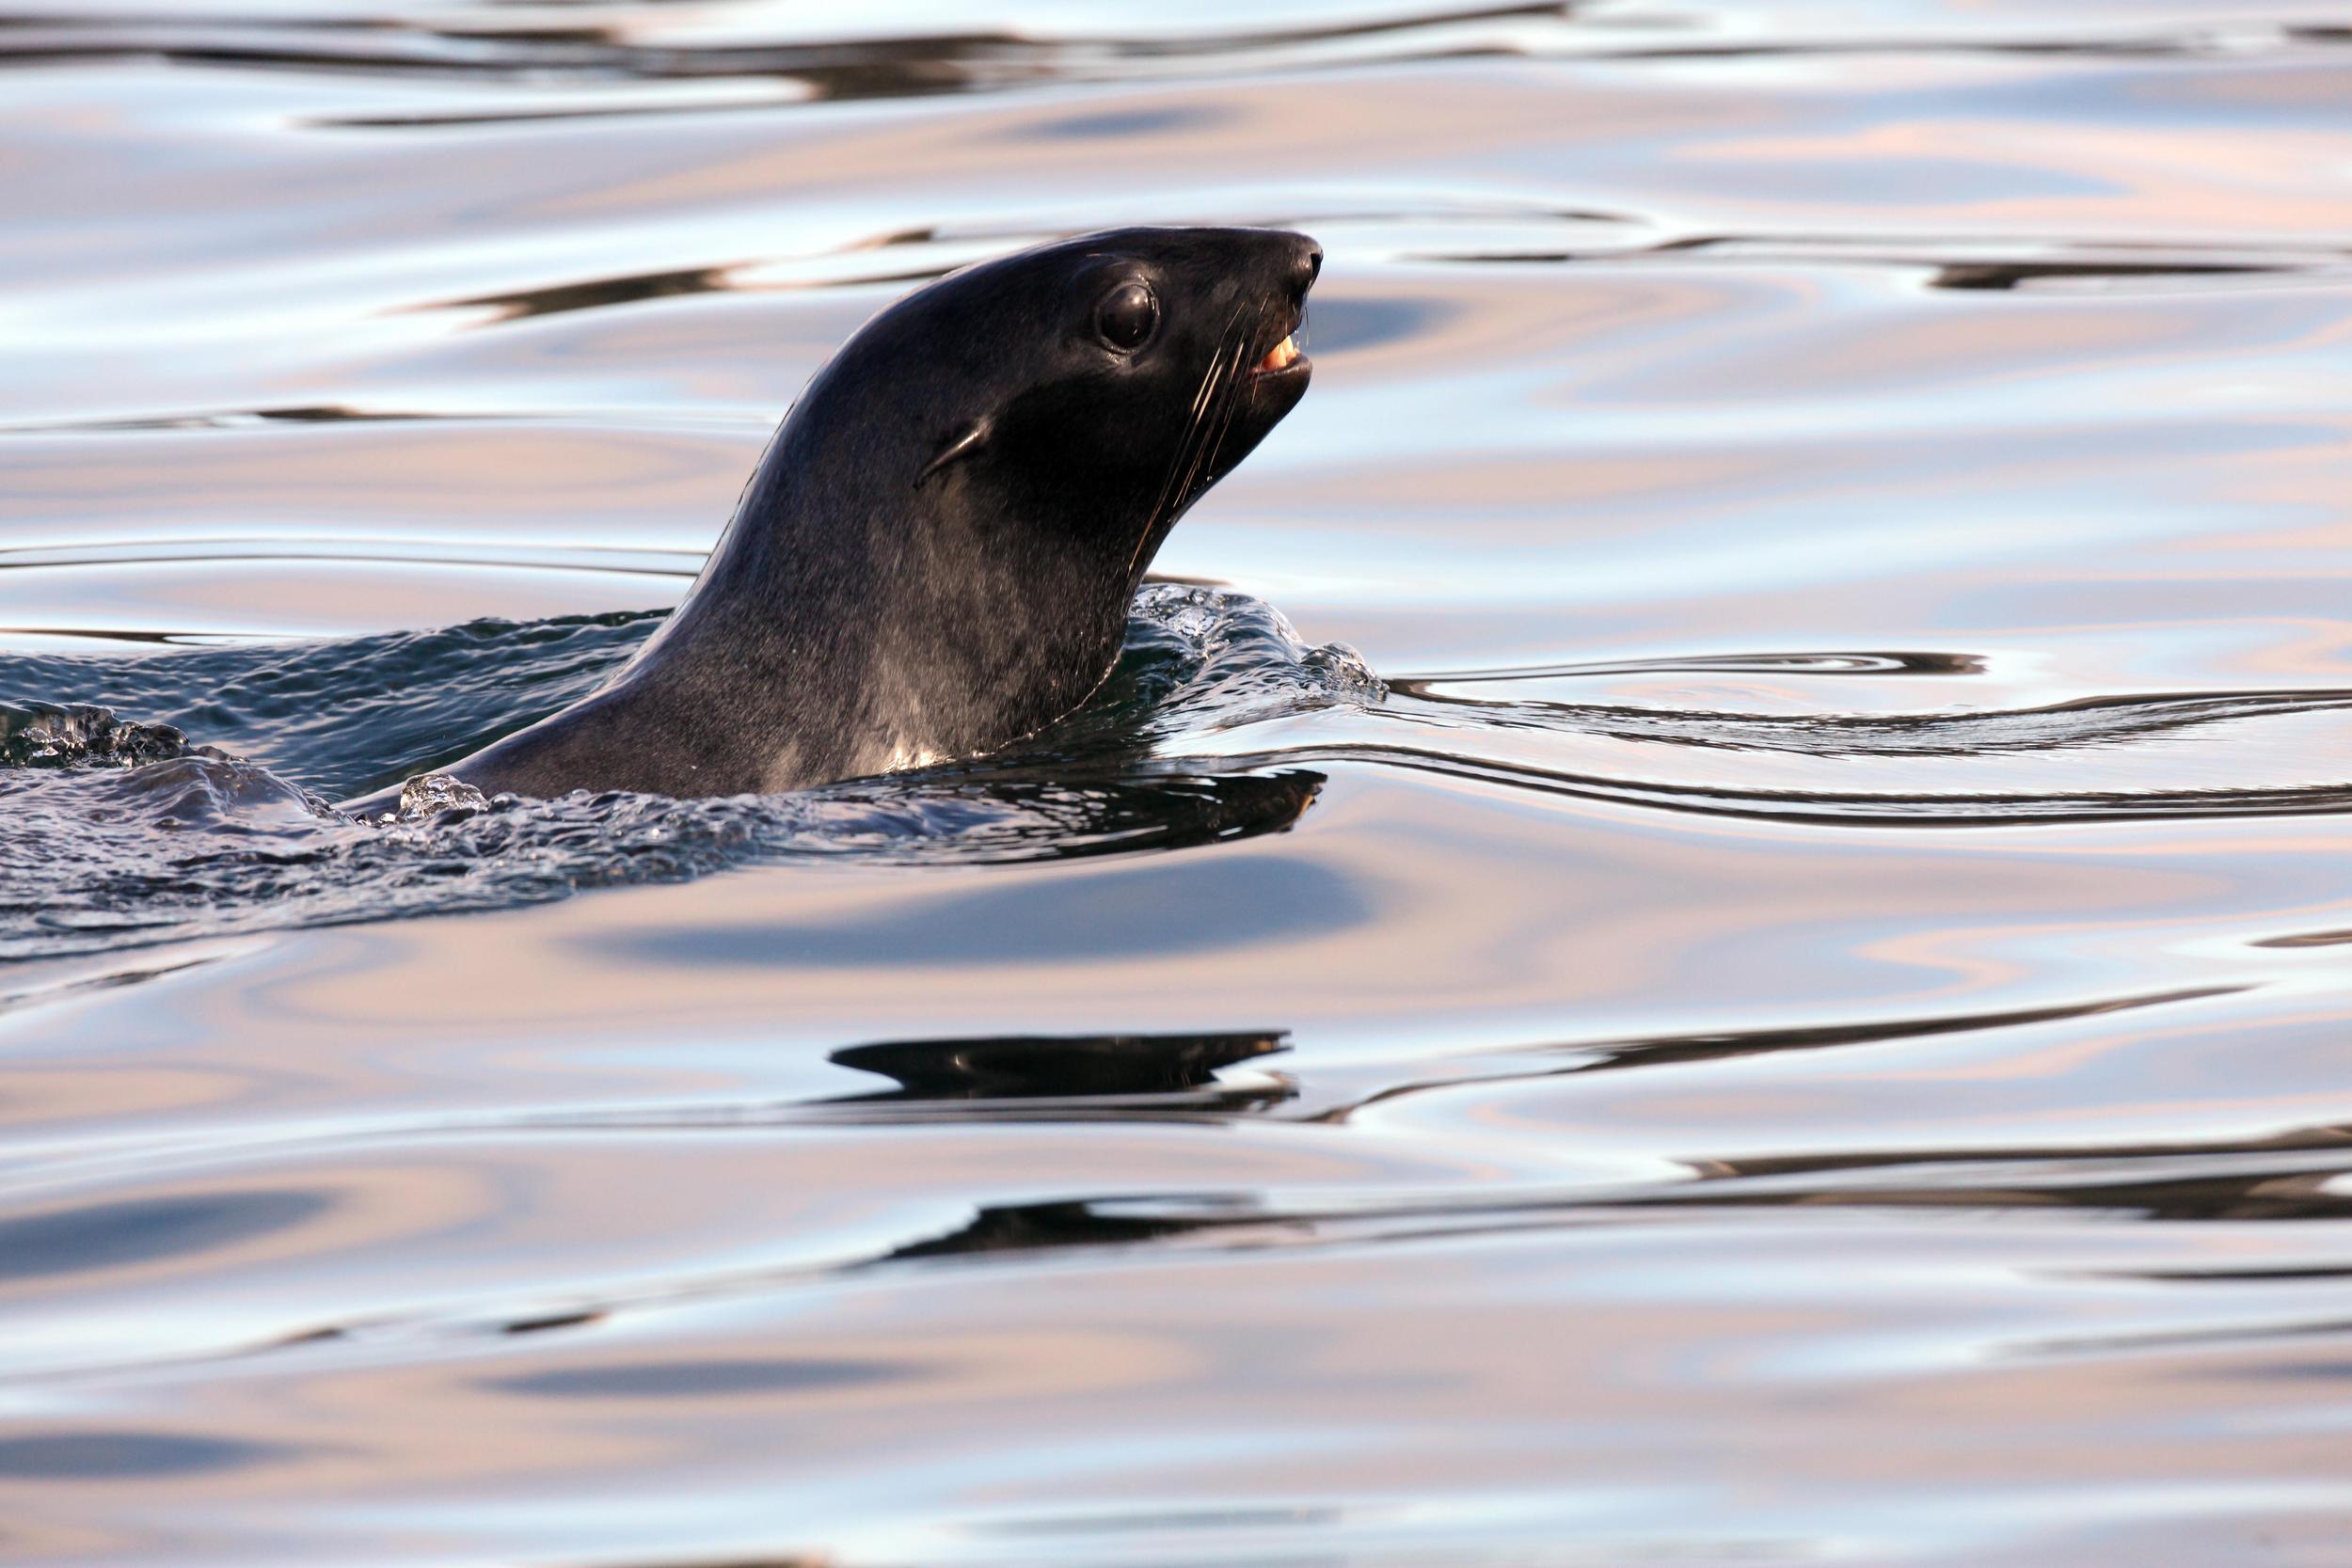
left=1289, top=238, right=1323, bottom=301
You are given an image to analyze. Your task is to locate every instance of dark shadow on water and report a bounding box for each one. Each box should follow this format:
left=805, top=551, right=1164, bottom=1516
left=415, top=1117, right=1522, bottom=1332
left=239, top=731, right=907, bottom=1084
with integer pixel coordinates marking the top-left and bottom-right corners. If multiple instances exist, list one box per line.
left=437, top=264, right=739, bottom=325
left=0, top=4, right=1571, bottom=100
left=501, top=1310, right=607, bottom=1337
left=1662, top=1163, right=2352, bottom=1224
left=417, top=254, right=969, bottom=321
left=1403, top=651, right=1987, bottom=683
left=604, top=852, right=1365, bottom=970
left=492, top=1357, right=914, bottom=1400
left=831, top=1029, right=1290, bottom=1102
left=0, top=1431, right=274, bottom=1481
left=1933, top=260, right=2289, bottom=292
left=1392, top=674, right=2352, bottom=762
left=1009, top=103, right=1227, bottom=141
left=0, top=1191, right=329, bottom=1283
left=1306, top=984, right=2240, bottom=1124
left=0, top=404, right=456, bottom=435
left=2254, top=928, right=2352, bottom=950
left=14, top=5, right=2343, bottom=107
left=1565, top=985, right=2243, bottom=1076
left=1415, top=233, right=2352, bottom=292
left=854, top=1133, right=2352, bottom=1279
left=1641, top=1125, right=2352, bottom=1225
left=882, top=1198, right=1239, bottom=1263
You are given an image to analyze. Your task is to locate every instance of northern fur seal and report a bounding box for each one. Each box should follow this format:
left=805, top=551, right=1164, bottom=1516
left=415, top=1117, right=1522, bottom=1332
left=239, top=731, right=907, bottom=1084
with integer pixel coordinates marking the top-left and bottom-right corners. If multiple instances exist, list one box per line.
left=352, top=227, right=1319, bottom=810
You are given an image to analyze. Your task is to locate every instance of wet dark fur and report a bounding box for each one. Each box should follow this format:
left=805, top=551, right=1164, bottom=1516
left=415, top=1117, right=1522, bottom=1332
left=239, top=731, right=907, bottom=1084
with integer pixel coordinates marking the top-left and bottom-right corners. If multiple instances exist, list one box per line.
left=355, top=227, right=1317, bottom=806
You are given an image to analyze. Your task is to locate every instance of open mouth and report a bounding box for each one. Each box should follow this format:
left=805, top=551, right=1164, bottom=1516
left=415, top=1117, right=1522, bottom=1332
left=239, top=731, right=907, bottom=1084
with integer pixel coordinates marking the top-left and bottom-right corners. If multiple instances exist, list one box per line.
left=1254, top=333, right=1304, bottom=374
left=1249, top=309, right=1310, bottom=379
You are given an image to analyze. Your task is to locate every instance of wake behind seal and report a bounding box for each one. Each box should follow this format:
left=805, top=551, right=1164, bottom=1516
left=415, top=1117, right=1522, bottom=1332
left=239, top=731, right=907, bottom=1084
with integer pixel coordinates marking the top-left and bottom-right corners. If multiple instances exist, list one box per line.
left=346, top=227, right=1321, bottom=814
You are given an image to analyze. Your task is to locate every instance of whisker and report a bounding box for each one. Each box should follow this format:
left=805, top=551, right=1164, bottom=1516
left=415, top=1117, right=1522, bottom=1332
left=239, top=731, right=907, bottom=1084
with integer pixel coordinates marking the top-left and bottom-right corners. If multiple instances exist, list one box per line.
left=1148, top=342, right=1225, bottom=536
left=1165, top=303, right=1261, bottom=544
left=1178, top=304, right=1260, bottom=499
left=1151, top=326, right=1229, bottom=521
left=1194, top=301, right=1266, bottom=501
left=1131, top=303, right=1249, bottom=580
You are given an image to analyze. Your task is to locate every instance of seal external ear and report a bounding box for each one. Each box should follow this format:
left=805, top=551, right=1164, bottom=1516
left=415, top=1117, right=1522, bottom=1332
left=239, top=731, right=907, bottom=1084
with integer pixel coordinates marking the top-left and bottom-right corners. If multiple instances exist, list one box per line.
left=914, top=419, right=991, bottom=490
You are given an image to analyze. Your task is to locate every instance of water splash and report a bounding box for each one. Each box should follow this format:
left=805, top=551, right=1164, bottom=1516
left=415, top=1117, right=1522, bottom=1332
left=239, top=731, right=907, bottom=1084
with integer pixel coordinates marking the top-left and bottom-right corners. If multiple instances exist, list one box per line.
left=0, top=587, right=1372, bottom=959
left=0, top=701, right=223, bottom=771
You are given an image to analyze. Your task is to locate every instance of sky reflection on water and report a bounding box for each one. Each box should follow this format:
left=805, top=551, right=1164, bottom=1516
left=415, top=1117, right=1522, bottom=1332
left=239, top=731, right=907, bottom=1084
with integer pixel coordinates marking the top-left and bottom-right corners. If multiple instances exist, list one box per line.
left=3, top=2, right=2352, bottom=1564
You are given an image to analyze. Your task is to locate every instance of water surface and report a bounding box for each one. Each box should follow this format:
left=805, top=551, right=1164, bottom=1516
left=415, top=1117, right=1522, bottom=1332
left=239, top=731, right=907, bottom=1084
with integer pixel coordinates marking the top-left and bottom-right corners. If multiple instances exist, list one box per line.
left=5, top=2, right=2352, bottom=1563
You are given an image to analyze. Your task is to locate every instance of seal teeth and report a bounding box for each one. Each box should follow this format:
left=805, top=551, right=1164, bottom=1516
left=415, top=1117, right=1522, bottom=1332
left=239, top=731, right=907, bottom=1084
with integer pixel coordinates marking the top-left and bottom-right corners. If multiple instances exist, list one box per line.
left=1256, top=335, right=1300, bottom=373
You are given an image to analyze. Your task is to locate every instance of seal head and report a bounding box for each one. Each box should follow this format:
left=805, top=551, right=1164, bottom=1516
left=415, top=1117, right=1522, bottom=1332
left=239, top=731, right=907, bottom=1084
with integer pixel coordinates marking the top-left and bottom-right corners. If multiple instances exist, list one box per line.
left=372, top=226, right=1319, bottom=805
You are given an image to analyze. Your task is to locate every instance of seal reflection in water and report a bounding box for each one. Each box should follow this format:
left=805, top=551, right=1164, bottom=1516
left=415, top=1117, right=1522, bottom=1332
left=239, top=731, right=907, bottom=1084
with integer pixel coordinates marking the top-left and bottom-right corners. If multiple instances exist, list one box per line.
left=363, top=228, right=1320, bottom=807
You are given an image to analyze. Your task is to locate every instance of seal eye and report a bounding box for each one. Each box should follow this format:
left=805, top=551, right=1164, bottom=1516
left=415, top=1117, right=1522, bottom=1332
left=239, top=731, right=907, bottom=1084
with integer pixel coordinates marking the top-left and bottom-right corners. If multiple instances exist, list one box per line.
left=1094, top=281, right=1159, bottom=353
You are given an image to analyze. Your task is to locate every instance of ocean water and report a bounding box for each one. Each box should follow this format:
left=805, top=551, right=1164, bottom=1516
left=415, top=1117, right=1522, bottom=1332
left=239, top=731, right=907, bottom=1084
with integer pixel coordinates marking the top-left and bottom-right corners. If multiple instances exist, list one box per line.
left=4, top=2, right=2351, bottom=1562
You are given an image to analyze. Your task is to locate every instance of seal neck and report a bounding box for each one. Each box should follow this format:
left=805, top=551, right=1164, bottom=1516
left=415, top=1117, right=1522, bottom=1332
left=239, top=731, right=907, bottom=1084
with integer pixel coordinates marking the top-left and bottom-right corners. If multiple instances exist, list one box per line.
left=612, top=428, right=1139, bottom=789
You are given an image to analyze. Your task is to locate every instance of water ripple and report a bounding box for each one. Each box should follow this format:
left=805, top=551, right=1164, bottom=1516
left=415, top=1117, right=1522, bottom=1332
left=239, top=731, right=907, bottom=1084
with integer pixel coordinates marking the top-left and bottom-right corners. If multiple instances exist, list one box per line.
left=8, top=578, right=2349, bottom=956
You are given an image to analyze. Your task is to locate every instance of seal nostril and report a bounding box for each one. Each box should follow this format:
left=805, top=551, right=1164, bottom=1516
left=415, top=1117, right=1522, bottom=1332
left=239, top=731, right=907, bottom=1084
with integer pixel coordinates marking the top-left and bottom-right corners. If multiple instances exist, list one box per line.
left=1295, top=244, right=1323, bottom=297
